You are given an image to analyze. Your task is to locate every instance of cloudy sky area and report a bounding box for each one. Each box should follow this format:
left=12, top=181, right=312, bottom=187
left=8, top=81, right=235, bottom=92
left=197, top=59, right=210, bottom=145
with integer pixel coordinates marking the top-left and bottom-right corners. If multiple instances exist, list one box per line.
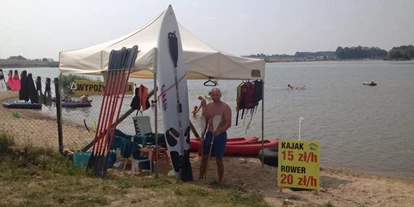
left=0, top=0, right=413, bottom=60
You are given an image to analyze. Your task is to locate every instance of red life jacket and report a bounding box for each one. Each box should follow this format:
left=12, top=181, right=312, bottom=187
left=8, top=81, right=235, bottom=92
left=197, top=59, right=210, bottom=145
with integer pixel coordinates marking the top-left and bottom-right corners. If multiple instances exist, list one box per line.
left=236, top=81, right=256, bottom=125
left=243, top=82, right=255, bottom=109
left=235, top=80, right=263, bottom=129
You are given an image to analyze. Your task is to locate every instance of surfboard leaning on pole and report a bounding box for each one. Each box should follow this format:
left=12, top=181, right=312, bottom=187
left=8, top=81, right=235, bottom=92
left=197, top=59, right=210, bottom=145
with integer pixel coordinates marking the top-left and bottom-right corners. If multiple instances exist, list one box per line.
left=157, top=5, right=193, bottom=182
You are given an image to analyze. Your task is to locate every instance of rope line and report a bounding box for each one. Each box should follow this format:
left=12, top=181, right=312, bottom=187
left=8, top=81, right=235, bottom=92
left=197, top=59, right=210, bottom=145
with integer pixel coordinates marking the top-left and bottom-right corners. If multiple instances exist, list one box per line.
left=157, top=73, right=187, bottom=100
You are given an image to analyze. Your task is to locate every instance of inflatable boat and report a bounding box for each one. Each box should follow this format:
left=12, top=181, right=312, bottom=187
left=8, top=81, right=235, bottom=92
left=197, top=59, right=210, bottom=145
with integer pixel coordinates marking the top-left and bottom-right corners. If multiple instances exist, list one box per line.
left=363, top=82, right=377, bottom=86
left=2, top=101, right=42, bottom=109
left=62, top=101, right=92, bottom=108
left=189, top=137, right=259, bottom=152
left=258, top=148, right=278, bottom=167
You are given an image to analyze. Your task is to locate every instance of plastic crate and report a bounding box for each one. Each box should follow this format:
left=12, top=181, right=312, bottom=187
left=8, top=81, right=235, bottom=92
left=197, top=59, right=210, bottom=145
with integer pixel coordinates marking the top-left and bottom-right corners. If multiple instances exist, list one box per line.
left=73, top=151, right=92, bottom=167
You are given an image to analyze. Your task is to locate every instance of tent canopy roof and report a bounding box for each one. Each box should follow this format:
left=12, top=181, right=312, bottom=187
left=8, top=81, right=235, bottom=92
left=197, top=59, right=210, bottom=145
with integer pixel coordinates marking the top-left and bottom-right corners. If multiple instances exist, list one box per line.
left=59, top=9, right=264, bottom=80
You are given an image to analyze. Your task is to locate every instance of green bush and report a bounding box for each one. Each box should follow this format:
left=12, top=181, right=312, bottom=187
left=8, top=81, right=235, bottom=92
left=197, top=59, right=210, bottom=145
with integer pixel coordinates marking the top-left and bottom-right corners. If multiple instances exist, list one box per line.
left=0, top=130, right=15, bottom=157
left=60, top=74, right=98, bottom=88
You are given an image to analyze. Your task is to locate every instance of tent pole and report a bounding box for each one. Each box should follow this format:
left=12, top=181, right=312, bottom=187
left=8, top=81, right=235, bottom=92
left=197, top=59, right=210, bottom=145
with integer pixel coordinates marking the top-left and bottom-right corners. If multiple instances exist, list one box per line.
left=154, top=73, right=159, bottom=177
left=261, top=79, right=265, bottom=168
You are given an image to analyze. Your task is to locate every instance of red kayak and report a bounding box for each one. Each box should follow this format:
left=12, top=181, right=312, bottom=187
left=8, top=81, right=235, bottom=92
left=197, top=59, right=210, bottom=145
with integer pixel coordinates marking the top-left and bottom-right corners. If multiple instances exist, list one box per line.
left=192, top=138, right=279, bottom=156
left=224, top=139, right=279, bottom=156
left=190, top=137, right=259, bottom=152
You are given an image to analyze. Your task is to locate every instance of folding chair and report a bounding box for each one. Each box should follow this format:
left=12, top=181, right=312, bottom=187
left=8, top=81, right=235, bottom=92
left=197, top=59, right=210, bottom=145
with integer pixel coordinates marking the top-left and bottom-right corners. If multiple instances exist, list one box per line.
left=132, top=116, right=152, bottom=135
left=132, top=115, right=170, bottom=165
left=119, top=137, right=152, bottom=176
left=132, top=115, right=166, bottom=145
left=108, top=128, right=149, bottom=168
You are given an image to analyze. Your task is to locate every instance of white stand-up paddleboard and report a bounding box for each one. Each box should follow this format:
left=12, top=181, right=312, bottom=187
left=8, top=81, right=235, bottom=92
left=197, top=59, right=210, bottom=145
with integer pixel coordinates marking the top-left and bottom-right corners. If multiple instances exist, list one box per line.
left=0, top=69, right=8, bottom=91
left=157, top=5, right=193, bottom=181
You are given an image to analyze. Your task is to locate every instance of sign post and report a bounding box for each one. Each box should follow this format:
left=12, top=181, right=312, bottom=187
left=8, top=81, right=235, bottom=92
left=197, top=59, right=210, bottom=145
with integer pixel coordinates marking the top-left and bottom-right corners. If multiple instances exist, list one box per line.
left=278, top=139, right=320, bottom=192
left=298, top=117, right=304, bottom=140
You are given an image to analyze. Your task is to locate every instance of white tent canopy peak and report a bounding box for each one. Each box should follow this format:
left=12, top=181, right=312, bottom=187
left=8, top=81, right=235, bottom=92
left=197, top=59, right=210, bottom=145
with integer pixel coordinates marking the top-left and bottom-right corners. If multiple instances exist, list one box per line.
left=59, top=8, right=265, bottom=80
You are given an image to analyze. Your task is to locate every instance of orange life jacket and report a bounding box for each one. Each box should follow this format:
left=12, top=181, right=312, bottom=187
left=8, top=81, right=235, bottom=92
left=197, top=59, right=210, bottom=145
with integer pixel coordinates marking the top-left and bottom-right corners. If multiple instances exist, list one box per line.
left=137, top=84, right=149, bottom=110
left=130, top=84, right=150, bottom=111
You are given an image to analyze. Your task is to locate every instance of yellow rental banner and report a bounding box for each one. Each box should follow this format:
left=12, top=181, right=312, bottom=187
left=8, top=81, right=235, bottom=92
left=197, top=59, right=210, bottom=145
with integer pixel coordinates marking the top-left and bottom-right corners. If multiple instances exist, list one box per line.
left=73, top=80, right=134, bottom=96
left=277, top=139, right=320, bottom=190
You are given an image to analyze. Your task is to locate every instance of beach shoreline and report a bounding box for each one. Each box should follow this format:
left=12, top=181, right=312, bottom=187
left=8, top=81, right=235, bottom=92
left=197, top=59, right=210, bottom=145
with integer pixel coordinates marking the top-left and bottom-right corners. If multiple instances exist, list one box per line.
left=0, top=59, right=58, bottom=68
left=1, top=90, right=414, bottom=206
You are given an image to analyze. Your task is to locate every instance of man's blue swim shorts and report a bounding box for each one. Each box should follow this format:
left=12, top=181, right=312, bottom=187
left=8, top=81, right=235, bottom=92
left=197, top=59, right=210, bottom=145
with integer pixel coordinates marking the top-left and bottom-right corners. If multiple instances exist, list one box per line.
left=203, top=131, right=227, bottom=158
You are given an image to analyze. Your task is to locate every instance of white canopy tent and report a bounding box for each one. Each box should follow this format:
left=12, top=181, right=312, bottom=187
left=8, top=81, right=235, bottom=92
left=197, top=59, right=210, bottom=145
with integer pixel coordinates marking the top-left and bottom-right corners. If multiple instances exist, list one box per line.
left=59, top=9, right=264, bottom=80
left=59, top=6, right=266, bottom=170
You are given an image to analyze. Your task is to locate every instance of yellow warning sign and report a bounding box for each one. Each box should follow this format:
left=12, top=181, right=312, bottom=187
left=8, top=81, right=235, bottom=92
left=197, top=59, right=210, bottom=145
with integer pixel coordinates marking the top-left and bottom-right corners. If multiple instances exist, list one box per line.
left=277, top=140, right=320, bottom=190
left=73, top=80, right=133, bottom=96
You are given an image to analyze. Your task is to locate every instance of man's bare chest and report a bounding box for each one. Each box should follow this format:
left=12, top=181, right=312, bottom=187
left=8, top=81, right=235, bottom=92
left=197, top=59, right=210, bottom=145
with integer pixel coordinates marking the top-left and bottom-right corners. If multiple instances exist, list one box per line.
left=207, top=106, right=225, bottom=117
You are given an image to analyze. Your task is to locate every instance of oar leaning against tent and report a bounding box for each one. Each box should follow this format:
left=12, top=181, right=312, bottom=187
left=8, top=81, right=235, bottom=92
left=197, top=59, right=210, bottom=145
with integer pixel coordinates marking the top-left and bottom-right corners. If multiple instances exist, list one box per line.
left=199, top=116, right=208, bottom=179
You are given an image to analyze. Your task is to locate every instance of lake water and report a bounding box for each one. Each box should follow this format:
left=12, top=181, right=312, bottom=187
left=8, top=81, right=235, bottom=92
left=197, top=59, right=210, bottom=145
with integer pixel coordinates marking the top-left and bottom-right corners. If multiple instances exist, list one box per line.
left=3, top=60, right=414, bottom=179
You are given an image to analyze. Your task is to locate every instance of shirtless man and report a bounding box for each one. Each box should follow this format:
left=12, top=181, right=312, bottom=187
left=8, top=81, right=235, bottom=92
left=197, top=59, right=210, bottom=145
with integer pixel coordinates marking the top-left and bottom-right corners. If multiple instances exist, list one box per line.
left=79, top=95, right=91, bottom=103
left=195, top=95, right=207, bottom=117
left=195, top=95, right=208, bottom=135
left=199, top=88, right=232, bottom=183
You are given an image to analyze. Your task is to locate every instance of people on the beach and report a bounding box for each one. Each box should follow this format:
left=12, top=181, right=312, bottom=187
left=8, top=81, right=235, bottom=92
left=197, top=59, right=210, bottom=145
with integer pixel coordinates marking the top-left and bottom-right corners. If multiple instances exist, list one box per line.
left=79, top=95, right=92, bottom=103
left=195, top=95, right=208, bottom=134
left=196, top=95, right=207, bottom=116
left=191, top=106, right=199, bottom=116
left=205, top=91, right=212, bottom=103
left=199, top=87, right=232, bottom=183
left=63, top=96, right=73, bottom=102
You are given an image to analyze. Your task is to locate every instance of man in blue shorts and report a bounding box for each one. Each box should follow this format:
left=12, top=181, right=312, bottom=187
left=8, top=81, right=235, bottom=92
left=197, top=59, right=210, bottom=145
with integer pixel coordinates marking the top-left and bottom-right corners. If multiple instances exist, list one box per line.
left=199, top=88, right=232, bottom=183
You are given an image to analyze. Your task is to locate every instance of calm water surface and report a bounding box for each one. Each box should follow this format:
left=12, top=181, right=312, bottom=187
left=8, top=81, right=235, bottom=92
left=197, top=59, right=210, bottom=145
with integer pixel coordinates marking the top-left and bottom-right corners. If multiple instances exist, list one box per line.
left=4, top=60, right=414, bottom=179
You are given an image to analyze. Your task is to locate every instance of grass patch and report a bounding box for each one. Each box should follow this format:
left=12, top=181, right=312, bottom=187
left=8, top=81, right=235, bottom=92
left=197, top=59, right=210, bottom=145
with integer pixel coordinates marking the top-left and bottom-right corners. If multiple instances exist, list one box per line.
left=320, top=201, right=335, bottom=207
left=0, top=131, right=270, bottom=207
left=0, top=130, right=15, bottom=156
left=288, top=195, right=302, bottom=201
left=0, top=133, right=87, bottom=181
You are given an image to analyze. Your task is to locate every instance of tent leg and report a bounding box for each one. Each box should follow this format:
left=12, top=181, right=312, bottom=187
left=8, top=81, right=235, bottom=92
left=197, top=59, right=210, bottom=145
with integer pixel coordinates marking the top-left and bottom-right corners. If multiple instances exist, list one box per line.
left=154, top=73, right=159, bottom=177
left=261, top=80, right=265, bottom=168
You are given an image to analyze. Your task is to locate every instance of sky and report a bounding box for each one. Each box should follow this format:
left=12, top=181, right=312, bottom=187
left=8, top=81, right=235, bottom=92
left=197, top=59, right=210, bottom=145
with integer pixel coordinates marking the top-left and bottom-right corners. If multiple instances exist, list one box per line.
left=0, top=0, right=413, bottom=60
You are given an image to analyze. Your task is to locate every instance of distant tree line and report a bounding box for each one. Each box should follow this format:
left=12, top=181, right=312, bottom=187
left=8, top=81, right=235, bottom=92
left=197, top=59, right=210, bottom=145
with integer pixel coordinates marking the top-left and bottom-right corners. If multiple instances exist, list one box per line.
left=60, top=74, right=96, bottom=88
left=7, top=55, right=27, bottom=60
left=335, top=46, right=387, bottom=59
left=294, top=51, right=336, bottom=58
left=238, top=45, right=414, bottom=62
left=247, top=53, right=292, bottom=58
left=247, top=51, right=336, bottom=59
left=387, top=45, right=414, bottom=60
left=7, top=55, right=55, bottom=62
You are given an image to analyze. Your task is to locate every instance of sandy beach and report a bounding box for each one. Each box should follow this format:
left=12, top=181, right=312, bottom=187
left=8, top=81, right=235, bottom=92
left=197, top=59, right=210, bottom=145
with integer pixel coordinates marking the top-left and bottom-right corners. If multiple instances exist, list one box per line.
left=1, top=90, right=414, bottom=206
left=0, top=91, right=94, bottom=150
